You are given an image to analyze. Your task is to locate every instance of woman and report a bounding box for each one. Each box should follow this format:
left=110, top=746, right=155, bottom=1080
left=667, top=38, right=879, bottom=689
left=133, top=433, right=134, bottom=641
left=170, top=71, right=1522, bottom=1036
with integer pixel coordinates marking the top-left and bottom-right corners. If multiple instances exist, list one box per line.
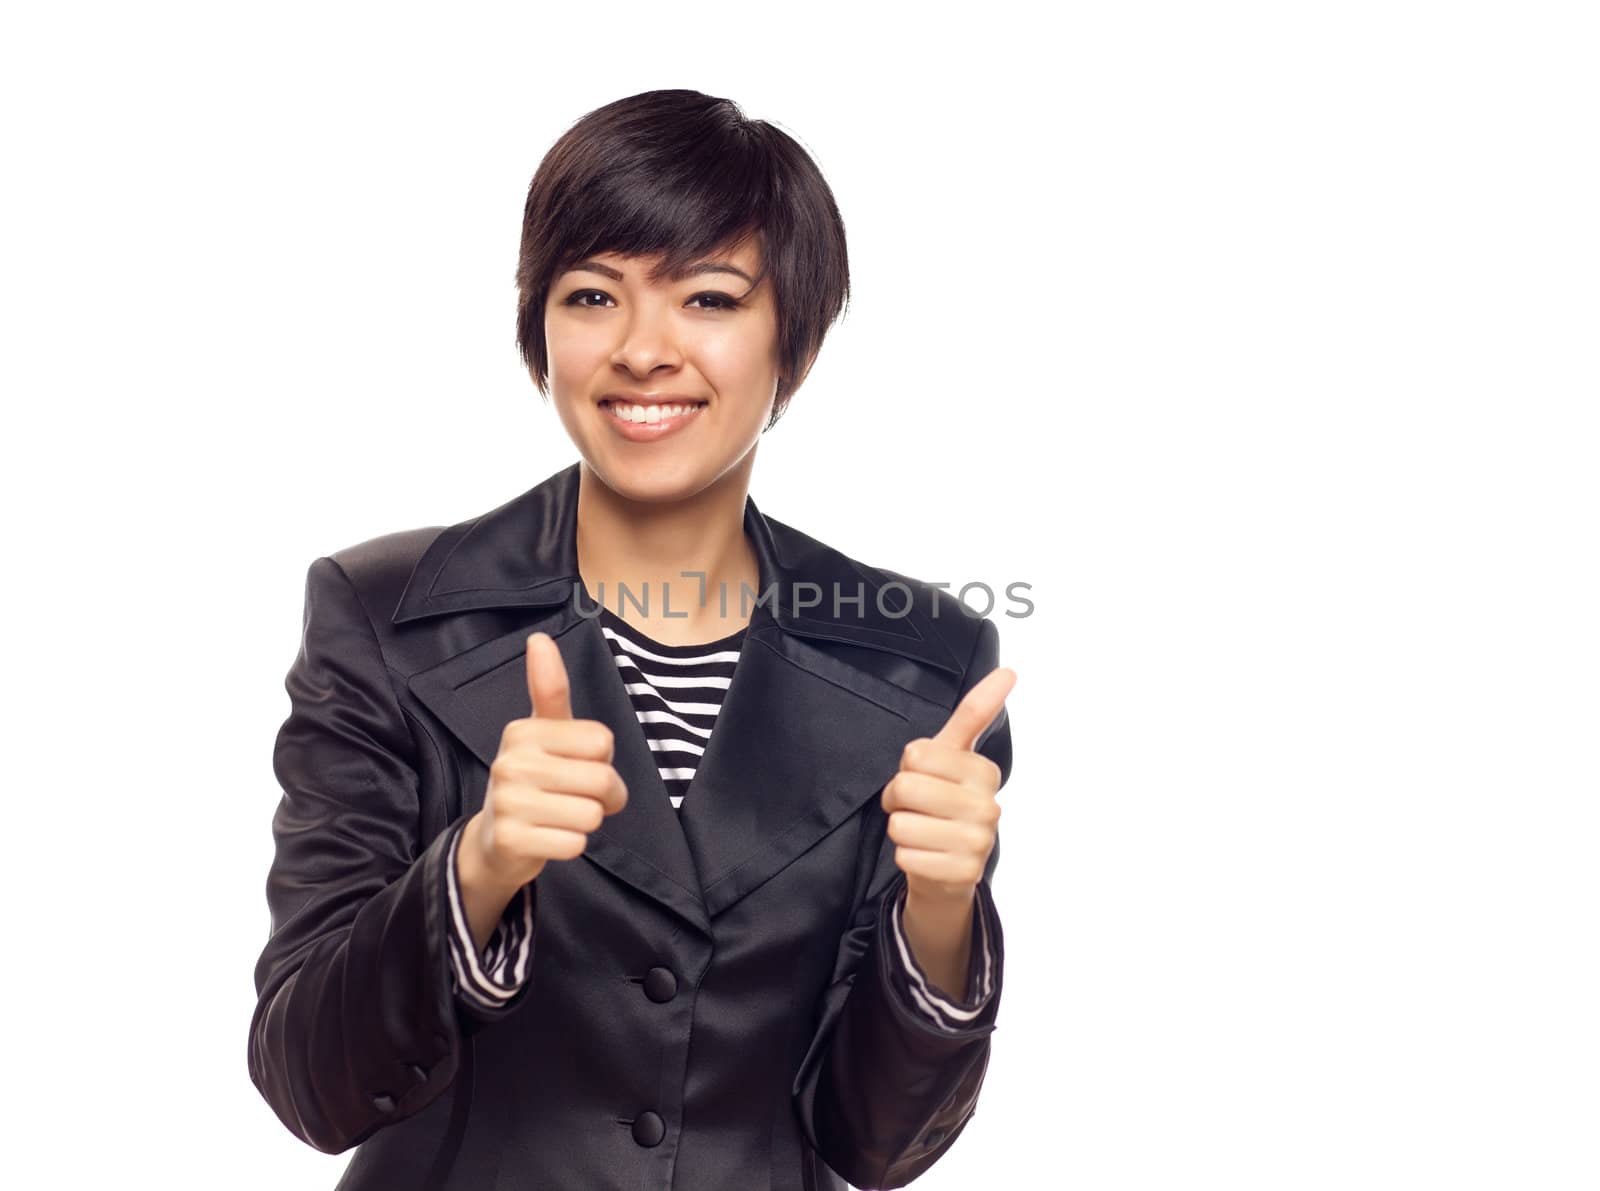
left=248, top=89, right=1017, bottom=1191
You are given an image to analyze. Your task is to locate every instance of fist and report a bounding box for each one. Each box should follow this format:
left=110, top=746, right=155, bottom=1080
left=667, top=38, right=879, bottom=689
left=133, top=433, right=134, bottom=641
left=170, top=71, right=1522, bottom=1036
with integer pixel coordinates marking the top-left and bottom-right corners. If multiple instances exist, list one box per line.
left=883, top=664, right=1017, bottom=904
left=464, top=631, right=629, bottom=892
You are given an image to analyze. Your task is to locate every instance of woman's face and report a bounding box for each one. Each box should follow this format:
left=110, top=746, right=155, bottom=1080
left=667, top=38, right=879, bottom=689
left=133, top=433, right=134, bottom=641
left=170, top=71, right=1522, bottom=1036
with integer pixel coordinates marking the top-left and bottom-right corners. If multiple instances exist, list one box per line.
left=542, top=236, right=780, bottom=504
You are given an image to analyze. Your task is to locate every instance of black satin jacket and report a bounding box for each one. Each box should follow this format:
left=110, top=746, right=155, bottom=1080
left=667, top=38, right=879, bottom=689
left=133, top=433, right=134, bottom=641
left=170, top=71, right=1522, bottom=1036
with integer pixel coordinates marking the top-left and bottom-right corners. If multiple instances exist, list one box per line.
left=247, top=461, right=1014, bottom=1190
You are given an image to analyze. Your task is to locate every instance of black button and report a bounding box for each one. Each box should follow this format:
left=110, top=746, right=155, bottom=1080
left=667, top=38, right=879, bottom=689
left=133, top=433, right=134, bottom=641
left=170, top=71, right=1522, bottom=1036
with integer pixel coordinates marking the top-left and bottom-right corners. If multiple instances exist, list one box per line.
left=631, top=1110, right=665, bottom=1147
left=371, top=1093, right=396, bottom=1113
left=924, top=1127, right=945, bottom=1147
left=642, top=966, right=678, bottom=1003
left=407, top=1063, right=429, bottom=1084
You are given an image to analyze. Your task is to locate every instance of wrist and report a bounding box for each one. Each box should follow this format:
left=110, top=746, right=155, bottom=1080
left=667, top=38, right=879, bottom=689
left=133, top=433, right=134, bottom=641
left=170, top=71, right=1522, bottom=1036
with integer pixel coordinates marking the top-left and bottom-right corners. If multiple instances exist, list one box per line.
left=899, top=883, right=978, bottom=1002
left=903, top=880, right=977, bottom=922
left=458, top=813, right=535, bottom=901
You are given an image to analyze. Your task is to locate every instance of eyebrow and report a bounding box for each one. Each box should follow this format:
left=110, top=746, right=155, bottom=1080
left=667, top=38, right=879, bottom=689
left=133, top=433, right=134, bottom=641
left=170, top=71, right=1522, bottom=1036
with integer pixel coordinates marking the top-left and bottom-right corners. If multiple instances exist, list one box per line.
left=567, top=259, right=755, bottom=285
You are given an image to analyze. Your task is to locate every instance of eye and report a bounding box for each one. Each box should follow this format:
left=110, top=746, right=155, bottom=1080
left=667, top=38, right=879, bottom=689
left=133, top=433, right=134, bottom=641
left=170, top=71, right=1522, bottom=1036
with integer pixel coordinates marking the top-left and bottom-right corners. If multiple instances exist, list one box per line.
left=688, top=291, right=742, bottom=311
left=564, top=289, right=613, bottom=308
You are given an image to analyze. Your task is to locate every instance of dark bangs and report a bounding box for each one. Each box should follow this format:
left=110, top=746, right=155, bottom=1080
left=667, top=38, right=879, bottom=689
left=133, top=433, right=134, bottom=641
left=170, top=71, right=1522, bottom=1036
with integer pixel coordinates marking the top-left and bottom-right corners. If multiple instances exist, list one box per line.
left=514, top=89, right=850, bottom=427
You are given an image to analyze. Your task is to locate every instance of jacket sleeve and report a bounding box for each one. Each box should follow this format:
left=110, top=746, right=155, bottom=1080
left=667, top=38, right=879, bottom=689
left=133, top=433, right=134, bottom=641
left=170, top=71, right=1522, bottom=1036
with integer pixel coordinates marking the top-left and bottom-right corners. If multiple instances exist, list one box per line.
left=792, top=614, right=1013, bottom=1190
left=247, top=556, right=536, bottom=1155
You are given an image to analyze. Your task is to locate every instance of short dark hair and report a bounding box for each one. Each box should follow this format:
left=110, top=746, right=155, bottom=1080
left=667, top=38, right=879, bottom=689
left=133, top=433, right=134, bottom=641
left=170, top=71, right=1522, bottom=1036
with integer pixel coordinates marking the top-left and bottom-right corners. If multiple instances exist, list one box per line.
left=514, top=89, right=850, bottom=430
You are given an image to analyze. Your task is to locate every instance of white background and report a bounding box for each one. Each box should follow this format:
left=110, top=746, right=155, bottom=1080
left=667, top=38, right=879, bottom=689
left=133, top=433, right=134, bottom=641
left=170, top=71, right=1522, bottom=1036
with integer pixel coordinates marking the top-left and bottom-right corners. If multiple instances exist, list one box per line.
left=4, top=2, right=1596, bottom=1188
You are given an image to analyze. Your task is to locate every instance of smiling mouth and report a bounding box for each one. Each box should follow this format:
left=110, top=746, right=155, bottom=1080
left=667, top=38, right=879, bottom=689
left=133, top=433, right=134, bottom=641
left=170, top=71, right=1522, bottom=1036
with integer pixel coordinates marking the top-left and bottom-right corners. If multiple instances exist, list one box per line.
left=600, top=399, right=709, bottom=425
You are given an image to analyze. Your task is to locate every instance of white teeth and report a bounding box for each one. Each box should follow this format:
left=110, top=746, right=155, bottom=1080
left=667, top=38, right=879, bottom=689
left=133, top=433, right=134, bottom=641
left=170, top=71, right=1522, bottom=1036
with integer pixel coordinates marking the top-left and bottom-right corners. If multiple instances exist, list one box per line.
left=605, top=401, right=704, bottom=424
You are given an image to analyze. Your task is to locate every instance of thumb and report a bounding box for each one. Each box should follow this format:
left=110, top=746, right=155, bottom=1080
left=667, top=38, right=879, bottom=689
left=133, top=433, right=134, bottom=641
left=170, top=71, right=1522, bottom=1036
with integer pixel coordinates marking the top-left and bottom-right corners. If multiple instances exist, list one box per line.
left=526, top=632, right=574, bottom=720
left=931, top=666, right=1017, bottom=753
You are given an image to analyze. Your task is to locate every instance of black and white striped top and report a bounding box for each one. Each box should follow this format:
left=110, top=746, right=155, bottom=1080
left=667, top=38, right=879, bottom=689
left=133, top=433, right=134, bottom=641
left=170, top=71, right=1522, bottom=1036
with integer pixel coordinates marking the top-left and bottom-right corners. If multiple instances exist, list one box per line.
left=595, top=605, right=746, bottom=810
left=445, top=613, right=995, bottom=1032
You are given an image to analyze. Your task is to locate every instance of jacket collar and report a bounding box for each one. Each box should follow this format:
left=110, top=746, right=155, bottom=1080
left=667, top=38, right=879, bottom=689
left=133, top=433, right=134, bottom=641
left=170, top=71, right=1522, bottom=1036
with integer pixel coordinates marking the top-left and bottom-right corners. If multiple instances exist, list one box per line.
left=392, top=462, right=964, bottom=937
left=391, top=460, right=962, bottom=674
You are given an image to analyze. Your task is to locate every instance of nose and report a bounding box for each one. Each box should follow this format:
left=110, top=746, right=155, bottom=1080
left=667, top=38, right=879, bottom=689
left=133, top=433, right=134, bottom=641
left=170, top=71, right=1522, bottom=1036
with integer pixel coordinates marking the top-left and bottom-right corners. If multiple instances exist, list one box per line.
left=609, top=298, right=683, bottom=378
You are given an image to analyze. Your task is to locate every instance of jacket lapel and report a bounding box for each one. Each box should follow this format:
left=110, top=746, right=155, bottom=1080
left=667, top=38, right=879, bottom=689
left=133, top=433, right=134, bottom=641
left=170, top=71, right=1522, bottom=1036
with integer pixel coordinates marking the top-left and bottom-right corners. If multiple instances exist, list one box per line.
left=676, top=625, right=947, bottom=918
left=393, top=461, right=967, bottom=936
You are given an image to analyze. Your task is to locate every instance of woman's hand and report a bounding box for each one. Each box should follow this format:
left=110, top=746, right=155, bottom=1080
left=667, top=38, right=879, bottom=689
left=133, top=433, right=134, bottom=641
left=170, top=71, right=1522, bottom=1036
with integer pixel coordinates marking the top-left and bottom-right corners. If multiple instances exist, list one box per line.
left=883, top=663, right=1016, bottom=996
left=461, top=632, right=630, bottom=897
left=883, top=665, right=1017, bottom=906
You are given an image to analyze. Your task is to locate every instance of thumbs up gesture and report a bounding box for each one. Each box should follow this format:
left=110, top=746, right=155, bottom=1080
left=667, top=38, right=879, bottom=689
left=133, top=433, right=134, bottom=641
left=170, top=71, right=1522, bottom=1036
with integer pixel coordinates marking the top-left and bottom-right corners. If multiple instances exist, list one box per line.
left=883, top=664, right=1018, bottom=906
left=461, top=631, right=630, bottom=895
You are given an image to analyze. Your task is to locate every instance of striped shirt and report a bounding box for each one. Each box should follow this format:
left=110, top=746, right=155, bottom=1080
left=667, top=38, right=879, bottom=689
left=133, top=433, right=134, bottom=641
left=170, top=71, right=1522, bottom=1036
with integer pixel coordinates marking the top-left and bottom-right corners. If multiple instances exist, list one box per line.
left=596, top=605, right=746, bottom=809
left=446, top=612, right=995, bottom=1031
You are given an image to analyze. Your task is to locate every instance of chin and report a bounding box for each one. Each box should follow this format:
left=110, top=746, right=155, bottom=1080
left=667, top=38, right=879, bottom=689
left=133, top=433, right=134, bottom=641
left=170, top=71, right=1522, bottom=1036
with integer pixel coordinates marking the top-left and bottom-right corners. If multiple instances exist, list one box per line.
left=584, top=455, right=713, bottom=505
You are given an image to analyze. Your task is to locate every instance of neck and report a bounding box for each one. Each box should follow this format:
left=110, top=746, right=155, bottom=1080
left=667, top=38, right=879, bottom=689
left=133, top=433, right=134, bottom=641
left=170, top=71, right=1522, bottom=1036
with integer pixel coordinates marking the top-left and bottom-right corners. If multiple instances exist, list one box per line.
left=573, top=460, right=761, bottom=643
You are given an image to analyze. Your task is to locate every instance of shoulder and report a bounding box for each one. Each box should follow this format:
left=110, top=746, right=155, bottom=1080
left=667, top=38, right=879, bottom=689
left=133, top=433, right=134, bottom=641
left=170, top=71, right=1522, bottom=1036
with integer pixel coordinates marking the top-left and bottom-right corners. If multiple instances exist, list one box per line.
left=313, top=524, right=449, bottom=625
